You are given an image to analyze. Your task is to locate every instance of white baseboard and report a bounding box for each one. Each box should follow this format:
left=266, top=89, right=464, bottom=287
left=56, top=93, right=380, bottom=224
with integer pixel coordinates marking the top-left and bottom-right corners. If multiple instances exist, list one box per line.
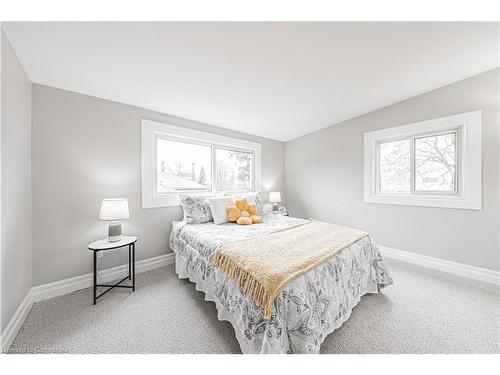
left=0, top=289, right=34, bottom=351
left=32, top=252, right=175, bottom=302
left=1, top=252, right=175, bottom=351
left=380, top=246, right=500, bottom=286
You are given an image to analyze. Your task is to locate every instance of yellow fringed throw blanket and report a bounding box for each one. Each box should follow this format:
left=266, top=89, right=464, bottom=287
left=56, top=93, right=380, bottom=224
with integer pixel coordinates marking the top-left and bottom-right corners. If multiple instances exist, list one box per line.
left=213, top=220, right=368, bottom=319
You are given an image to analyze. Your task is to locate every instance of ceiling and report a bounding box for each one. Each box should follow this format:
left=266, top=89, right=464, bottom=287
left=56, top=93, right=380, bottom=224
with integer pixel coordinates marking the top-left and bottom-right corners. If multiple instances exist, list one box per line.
left=3, top=22, right=499, bottom=141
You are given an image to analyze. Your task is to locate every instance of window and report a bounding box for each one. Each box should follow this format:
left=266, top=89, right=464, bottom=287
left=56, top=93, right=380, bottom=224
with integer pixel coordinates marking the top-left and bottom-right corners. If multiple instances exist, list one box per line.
left=157, top=139, right=212, bottom=192
left=214, top=148, right=254, bottom=191
left=379, top=139, right=410, bottom=193
left=142, top=120, right=261, bottom=208
left=414, top=131, right=457, bottom=192
left=364, top=111, right=481, bottom=209
left=377, top=129, right=458, bottom=194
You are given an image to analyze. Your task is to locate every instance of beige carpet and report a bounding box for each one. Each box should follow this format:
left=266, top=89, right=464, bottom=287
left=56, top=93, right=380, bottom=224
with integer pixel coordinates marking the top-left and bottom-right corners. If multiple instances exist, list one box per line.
left=8, top=260, right=500, bottom=354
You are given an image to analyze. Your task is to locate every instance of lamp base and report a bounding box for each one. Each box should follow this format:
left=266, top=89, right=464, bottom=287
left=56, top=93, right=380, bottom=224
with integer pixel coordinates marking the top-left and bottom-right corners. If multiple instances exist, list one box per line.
left=108, top=221, right=122, bottom=242
left=272, top=203, right=278, bottom=212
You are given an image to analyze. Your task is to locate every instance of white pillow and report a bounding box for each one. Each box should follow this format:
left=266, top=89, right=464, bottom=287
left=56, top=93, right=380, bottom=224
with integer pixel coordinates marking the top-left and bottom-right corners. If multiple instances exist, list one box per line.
left=207, top=196, right=233, bottom=225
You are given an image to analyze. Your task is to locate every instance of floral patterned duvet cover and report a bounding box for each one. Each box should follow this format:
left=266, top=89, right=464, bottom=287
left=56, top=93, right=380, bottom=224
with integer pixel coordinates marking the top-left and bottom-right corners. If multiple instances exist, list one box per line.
left=170, top=214, right=393, bottom=353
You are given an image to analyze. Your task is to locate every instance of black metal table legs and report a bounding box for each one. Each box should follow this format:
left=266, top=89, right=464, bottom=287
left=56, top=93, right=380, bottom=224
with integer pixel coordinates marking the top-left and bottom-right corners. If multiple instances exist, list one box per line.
left=132, top=242, right=135, bottom=291
left=93, top=250, right=97, bottom=305
left=92, top=243, right=135, bottom=305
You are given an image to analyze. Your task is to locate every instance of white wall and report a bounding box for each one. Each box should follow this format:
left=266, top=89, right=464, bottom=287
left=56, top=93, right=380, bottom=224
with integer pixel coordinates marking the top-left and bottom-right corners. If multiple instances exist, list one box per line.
left=285, top=69, right=500, bottom=271
left=31, top=84, right=286, bottom=286
left=5, top=39, right=499, bottom=296
left=0, top=31, right=32, bottom=332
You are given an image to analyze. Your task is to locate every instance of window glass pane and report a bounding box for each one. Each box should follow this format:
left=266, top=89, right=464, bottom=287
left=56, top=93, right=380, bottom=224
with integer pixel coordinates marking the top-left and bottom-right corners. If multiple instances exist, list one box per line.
left=415, top=132, right=456, bottom=192
left=379, top=139, right=410, bottom=192
left=156, top=139, right=211, bottom=192
left=215, top=148, right=253, bottom=191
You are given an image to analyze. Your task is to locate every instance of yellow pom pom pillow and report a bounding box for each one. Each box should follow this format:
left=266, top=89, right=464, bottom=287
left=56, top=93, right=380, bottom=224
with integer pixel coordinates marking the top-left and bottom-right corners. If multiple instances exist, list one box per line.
left=226, top=198, right=262, bottom=225
left=236, top=216, right=252, bottom=225
left=231, top=192, right=263, bottom=215
left=227, top=205, right=241, bottom=222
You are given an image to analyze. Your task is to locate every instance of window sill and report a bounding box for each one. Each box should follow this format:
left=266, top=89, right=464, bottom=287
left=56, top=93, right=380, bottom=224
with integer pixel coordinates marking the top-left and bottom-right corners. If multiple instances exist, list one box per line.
left=364, top=193, right=481, bottom=210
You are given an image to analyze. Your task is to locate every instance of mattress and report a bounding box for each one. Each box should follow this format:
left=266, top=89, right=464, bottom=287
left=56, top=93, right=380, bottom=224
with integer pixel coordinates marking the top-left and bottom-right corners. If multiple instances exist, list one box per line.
left=170, top=214, right=393, bottom=353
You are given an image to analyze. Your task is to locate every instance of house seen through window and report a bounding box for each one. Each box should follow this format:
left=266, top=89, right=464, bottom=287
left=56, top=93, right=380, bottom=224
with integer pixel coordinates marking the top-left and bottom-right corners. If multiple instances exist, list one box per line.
left=156, top=138, right=254, bottom=194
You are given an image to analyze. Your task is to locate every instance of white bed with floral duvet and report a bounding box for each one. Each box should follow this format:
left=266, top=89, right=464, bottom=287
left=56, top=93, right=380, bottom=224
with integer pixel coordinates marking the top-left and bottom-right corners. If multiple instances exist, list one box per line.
left=170, top=213, right=393, bottom=354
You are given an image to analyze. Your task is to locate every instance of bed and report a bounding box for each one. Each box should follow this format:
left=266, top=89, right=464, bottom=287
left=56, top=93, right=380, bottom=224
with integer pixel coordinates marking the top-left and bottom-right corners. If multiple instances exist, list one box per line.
left=170, top=213, right=393, bottom=354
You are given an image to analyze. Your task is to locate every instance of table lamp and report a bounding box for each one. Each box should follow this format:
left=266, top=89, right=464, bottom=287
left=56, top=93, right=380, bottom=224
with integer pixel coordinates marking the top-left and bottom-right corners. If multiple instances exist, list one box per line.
left=269, top=191, right=281, bottom=212
left=99, top=198, right=130, bottom=242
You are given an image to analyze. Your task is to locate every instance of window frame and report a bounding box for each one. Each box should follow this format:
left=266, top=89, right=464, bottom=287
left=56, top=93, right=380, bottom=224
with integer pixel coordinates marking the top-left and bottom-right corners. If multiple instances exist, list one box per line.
left=375, top=128, right=460, bottom=196
left=411, top=128, right=459, bottom=195
left=142, top=119, right=261, bottom=208
left=154, top=134, right=214, bottom=194
left=213, top=146, right=255, bottom=193
left=364, top=110, right=481, bottom=210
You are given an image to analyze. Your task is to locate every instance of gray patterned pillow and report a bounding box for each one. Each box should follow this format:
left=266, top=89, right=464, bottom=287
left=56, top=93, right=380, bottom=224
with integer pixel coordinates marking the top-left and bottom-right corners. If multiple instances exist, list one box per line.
left=253, top=192, right=263, bottom=213
left=180, top=195, right=214, bottom=224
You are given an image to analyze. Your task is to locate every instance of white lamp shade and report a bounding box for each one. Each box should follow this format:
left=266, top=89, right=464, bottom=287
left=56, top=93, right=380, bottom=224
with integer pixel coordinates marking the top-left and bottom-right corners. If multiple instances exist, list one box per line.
left=99, top=198, right=130, bottom=221
left=269, top=192, right=281, bottom=203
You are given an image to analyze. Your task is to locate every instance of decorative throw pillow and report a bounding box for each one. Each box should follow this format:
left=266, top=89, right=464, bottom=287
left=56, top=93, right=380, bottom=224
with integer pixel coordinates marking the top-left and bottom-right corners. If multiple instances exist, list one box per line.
left=227, top=206, right=241, bottom=222
left=207, top=196, right=233, bottom=225
left=180, top=194, right=215, bottom=224
left=226, top=198, right=262, bottom=225
left=232, top=192, right=263, bottom=215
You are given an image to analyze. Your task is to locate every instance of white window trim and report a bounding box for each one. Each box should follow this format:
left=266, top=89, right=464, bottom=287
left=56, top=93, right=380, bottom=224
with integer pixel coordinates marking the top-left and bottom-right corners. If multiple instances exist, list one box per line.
left=142, top=119, right=262, bottom=208
left=364, top=110, right=481, bottom=210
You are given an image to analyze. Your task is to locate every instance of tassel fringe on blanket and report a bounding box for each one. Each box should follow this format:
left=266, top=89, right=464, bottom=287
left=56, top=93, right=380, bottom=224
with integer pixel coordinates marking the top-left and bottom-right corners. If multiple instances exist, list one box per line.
left=214, top=252, right=278, bottom=318
left=213, top=221, right=368, bottom=319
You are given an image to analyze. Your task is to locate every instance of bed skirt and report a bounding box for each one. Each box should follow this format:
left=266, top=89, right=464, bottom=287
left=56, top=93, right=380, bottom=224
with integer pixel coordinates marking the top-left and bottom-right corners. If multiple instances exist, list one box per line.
left=172, top=234, right=392, bottom=354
